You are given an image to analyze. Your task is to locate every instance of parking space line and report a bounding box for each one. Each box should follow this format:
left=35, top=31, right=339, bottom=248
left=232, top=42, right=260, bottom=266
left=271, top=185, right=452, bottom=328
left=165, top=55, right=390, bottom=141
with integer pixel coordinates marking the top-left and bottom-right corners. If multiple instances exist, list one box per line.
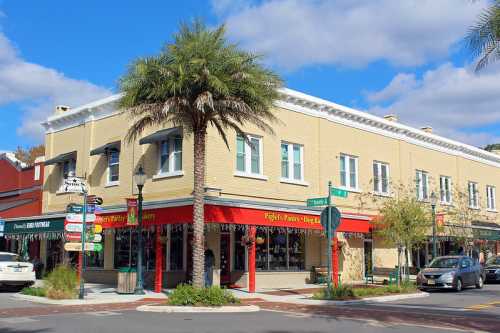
left=465, top=300, right=500, bottom=311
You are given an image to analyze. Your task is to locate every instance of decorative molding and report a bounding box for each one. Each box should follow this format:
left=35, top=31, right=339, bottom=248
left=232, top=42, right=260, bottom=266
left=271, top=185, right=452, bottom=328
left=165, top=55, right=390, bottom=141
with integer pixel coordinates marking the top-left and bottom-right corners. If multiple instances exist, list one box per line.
left=41, top=88, right=500, bottom=168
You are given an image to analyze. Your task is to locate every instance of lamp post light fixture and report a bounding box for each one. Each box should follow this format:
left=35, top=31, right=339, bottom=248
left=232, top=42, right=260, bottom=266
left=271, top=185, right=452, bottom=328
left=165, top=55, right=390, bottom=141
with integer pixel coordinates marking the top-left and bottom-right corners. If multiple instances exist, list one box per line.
left=134, top=166, right=147, bottom=295
left=430, top=191, right=438, bottom=260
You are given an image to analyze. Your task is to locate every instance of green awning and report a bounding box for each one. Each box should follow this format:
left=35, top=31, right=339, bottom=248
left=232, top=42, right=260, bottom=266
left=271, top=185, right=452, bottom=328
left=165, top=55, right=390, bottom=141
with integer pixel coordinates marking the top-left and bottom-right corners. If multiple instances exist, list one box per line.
left=472, top=228, right=500, bottom=241
left=44, top=151, right=76, bottom=166
left=90, top=141, right=121, bottom=156
left=139, top=127, right=181, bottom=145
left=4, top=217, right=65, bottom=236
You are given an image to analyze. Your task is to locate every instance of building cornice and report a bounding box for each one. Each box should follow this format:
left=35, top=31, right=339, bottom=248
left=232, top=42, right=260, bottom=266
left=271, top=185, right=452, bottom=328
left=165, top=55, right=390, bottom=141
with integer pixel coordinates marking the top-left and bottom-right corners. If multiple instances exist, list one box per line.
left=41, top=88, right=500, bottom=168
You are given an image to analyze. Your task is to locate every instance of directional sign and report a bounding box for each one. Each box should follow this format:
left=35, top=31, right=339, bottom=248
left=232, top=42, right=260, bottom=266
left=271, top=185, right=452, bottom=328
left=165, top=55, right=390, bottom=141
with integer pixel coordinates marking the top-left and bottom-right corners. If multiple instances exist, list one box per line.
left=65, top=213, right=96, bottom=223
left=331, top=187, right=348, bottom=198
left=62, top=176, right=87, bottom=194
left=65, top=223, right=102, bottom=233
left=307, top=197, right=329, bottom=207
left=65, top=233, right=102, bottom=243
left=64, top=242, right=103, bottom=252
left=87, top=195, right=103, bottom=206
left=320, top=206, right=342, bottom=233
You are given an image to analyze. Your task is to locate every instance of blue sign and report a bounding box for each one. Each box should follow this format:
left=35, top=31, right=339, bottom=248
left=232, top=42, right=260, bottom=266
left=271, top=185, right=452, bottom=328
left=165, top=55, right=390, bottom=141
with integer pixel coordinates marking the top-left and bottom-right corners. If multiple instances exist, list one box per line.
left=0, top=220, right=5, bottom=237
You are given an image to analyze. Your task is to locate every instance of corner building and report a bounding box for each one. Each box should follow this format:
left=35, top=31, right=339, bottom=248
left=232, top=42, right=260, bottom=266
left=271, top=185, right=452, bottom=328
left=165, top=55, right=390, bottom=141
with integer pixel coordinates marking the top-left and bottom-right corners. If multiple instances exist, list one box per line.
left=41, top=89, right=500, bottom=291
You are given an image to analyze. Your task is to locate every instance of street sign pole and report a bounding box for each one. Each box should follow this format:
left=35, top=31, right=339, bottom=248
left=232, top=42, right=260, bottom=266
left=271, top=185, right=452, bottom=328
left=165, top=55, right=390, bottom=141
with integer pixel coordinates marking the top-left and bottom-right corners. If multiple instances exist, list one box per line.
left=78, top=191, right=87, bottom=300
left=327, top=181, right=332, bottom=290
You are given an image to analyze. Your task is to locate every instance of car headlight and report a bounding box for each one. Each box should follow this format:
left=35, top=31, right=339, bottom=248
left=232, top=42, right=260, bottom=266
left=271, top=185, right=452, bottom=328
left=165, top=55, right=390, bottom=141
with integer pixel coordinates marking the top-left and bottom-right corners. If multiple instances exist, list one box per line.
left=440, top=271, right=456, bottom=282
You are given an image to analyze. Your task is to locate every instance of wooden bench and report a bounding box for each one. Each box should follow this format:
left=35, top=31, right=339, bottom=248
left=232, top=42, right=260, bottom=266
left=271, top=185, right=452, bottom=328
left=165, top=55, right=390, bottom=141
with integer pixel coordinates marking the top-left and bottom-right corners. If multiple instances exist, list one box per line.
left=365, top=267, right=399, bottom=285
left=312, top=266, right=341, bottom=285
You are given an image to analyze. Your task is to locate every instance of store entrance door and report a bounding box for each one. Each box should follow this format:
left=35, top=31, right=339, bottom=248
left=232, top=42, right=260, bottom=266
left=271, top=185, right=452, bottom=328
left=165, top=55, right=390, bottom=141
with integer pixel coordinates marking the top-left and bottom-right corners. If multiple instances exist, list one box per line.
left=220, top=233, right=231, bottom=285
left=363, top=239, right=373, bottom=277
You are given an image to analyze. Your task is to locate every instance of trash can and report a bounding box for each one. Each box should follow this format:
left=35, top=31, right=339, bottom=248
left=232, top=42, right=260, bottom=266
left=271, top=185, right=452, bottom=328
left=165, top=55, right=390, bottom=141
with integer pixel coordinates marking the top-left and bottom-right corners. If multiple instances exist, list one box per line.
left=117, top=267, right=137, bottom=294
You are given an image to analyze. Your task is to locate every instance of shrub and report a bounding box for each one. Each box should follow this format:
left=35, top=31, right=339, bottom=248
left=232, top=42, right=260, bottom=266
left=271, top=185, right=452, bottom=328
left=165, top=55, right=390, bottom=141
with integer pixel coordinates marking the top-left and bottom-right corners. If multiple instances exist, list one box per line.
left=167, top=284, right=240, bottom=306
left=44, top=265, right=78, bottom=299
left=313, top=286, right=355, bottom=300
left=21, top=287, right=46, bottom=297
left=313, top=282, right=417, bottom=300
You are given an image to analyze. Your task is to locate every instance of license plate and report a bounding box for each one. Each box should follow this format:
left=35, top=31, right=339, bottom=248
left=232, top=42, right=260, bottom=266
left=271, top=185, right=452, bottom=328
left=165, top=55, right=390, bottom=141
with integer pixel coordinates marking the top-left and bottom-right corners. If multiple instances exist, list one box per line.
left=13, top=268, right=21, bottom=272
left=427, top=279, right=435, bottom=285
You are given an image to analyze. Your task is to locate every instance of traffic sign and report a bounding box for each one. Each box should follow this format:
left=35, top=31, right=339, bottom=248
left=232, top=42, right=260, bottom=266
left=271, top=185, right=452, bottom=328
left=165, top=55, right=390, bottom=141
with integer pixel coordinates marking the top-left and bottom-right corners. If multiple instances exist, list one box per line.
left=65, top=233, right=102, bottom=243
left=65, top=223, right=102, bottom=233
left=65, top=213, right=96, bottom=223
left=320, top=206, right=341, bottom=233
left=62, top=177, right=87, bottom=194
left=87, top=195, right=103, bottom=206
left=331, top=187, right=348, bottom=198
left=306, top=197, right=329, bottom=207
left=64, top=242, right=103, bottom=252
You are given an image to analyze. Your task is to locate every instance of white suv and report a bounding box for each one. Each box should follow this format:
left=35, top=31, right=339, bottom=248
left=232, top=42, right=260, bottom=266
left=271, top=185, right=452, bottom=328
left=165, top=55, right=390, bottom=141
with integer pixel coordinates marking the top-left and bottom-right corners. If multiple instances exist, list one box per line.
left=0, top=252, right=36, bottom=289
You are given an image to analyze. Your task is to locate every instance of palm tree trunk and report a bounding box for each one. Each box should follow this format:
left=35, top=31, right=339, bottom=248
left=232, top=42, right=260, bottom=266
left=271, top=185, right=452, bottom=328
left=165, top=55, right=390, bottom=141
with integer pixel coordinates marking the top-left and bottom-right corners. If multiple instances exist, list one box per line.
left=192, top=130, right=206, bottom=288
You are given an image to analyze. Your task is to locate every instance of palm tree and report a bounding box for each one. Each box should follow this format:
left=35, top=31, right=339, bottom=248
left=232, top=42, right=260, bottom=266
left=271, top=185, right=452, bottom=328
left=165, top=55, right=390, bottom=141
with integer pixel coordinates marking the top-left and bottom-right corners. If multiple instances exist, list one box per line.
left=119, top=21, right=282, bottom=288
left=466, top=1, right=500, bottom=71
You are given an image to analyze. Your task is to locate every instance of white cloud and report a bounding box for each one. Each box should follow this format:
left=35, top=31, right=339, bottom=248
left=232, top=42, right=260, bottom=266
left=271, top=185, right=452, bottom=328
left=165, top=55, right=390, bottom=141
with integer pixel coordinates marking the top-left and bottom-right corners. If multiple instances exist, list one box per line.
left=365, top=73, right=418, bottom=103
left=366, top=63, right=500, bottom=147
left=215, top=0, right=487, bottom=70
left=0, top=32, right=111, bottom=142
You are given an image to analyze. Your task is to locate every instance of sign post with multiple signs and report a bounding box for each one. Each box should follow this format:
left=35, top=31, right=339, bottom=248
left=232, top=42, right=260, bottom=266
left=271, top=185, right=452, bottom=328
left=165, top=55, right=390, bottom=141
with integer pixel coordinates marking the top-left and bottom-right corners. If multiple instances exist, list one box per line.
left=307, top=182, right=347, bottom=289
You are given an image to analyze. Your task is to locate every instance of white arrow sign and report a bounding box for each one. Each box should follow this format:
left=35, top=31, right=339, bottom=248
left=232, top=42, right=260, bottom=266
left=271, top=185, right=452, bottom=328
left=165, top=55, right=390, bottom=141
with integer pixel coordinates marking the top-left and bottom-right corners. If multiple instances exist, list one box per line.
left=62, top=176, right=87, bottom=194
left=65, top=233, right=102, bottom=243
left=65, top=213, right=96, bottom=223
left=65, top=223, right=83, bottom=233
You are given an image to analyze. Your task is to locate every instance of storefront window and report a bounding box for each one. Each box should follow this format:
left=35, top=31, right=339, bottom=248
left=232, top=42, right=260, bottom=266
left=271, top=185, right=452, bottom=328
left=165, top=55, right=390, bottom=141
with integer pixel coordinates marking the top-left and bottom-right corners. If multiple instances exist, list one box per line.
left=114, top=229, right=156, bottom=270
left=255, top=228, right=306, bottom=271
left=86, top=235, right=105, bottom=268
left=234, top=229, right=246, bottom=271
left=169, top=227, right=184, bottom=271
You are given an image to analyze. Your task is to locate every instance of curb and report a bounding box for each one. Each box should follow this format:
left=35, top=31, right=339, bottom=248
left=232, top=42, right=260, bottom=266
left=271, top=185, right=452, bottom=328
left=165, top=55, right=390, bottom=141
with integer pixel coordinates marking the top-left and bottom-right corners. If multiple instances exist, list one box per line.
left=12, top=293, right=166, bottom=306
left=288, top=292, right=429, bottom=306
left=136, top=304, right=260, bottom=313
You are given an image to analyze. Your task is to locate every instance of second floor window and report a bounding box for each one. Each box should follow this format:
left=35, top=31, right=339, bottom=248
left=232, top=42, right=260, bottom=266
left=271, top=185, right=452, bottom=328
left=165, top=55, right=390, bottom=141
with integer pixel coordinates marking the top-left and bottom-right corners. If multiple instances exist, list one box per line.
left=373, top=161, right=389, bottom=194
left=340, top=154, right=358, bottom=190
left=416, top=170, right=429, bottom=200
left=468, top=181, right=479, bottom=208
left=236, top=135, right=262, bottom=175
left=486, top=185, right=496, bottom=211
left=159, top=136, right=182, bottom=174
left=440, top=176, right=452, bottom=204
left=281, top=142, right=303, bottom=181
left=107, top=150, right=120, bottom=183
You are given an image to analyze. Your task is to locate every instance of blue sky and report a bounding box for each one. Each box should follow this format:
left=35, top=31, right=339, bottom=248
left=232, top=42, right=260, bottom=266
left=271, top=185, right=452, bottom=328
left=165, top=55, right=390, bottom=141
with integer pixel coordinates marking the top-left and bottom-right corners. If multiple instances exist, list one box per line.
left=1, top=0, right=499, bottom=152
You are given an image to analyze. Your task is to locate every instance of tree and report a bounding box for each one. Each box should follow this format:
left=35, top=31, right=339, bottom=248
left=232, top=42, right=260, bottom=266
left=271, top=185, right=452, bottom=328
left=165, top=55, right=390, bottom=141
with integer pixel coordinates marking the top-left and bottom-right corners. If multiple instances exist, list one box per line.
left=484, top=143, right=500, bottom=152
left=14, top=144, right=45, bottom=166
left=466, top=1, right=500, bottom=71
left=119, top=21, right=282, bottom=288
left=370, top=184, right=432, bottom=285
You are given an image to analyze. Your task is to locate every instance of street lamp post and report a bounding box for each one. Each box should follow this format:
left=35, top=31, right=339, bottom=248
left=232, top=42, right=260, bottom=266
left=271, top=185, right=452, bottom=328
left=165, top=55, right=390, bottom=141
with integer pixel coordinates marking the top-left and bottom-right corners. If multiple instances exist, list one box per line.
left=134, top=166, right=147, bottom=295
left=430, top=191, right=437, bottom=260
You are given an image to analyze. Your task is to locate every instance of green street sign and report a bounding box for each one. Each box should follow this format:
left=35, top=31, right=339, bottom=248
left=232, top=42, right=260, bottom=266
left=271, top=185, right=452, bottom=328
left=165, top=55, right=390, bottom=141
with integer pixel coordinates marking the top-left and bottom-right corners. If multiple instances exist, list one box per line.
left=307, top=197, right=329, bottom=207
left=331, top=187, right=348, bottom=198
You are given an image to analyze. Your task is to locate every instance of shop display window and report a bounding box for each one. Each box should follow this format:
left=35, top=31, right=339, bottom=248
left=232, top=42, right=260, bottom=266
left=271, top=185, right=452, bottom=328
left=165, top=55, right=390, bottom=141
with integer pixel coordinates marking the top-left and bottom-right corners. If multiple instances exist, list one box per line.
left=114, top=229, right=156, bottom=270
left=234, top=229, right=246, bottom=271
left=269, top=230, right=287, bottom=270
left=255, top=228, right=306, bottom=271
left=169, top=227, right=184, bottom=270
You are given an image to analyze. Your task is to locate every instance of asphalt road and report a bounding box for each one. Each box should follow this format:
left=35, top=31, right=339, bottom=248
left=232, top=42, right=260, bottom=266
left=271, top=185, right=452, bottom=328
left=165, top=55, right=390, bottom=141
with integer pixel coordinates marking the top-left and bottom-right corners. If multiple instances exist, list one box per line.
left=0, top=290, right=43, bottom=309
left=0, top=308, right=481, bottom=333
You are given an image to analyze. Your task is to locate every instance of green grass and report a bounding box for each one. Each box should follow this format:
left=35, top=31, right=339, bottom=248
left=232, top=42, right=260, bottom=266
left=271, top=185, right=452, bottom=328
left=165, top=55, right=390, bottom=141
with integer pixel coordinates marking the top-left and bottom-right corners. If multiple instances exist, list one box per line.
left=44, top=265, right=78, bottom=299
left=20, top=287, right=46, bottom=297
left=313, top=282, right=417, bottom=300
left=167, top=284, right=240, bottom=307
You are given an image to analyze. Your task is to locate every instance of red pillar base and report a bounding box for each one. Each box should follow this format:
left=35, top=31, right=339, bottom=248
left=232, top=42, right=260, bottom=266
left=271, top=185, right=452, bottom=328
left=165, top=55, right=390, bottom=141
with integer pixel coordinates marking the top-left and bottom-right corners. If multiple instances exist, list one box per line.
left=248, top=226, right=256, bottom=293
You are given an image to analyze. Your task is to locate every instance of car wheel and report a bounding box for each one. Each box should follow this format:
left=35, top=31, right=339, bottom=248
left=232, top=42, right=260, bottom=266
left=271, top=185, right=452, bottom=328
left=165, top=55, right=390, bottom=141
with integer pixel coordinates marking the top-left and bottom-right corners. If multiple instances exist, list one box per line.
left=476, top=276, right=484, bottom=289
left=455, top=278, right=463, bottom=292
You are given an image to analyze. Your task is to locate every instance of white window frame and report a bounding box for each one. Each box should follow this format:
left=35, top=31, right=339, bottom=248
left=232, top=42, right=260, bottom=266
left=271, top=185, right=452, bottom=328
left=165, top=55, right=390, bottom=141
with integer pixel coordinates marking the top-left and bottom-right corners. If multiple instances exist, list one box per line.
left=416, top=170, right=429, bottom=201
left=34, top=165, right=40, bottom=181
left=439, top=175, right=452, bottom=205
left=106, top=150, right=120, bottom=186
left=280, top=142, right=306, bottom=185
left=468, top=181, right=479, bottom=209
left=154, top=136, right=184, bottom=179
left=234, top=134, right=266, bottom=180
left=339, top=153, right=359, bottom=191
left=486, top=185, right=496, bottom=211
left=372, top=161, right=389, bottom=195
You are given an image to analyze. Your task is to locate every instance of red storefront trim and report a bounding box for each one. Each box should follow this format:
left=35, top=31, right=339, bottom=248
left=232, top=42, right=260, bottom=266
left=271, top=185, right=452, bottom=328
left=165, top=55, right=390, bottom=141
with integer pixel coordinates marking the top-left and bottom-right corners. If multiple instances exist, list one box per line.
left=96, top=204, right=371, bottom=233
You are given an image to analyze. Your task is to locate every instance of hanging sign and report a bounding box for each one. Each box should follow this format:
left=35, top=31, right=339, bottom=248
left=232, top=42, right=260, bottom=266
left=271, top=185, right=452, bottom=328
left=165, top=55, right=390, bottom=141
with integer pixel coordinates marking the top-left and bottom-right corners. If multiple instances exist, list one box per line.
left=64, top=242, right=103, bottom=252
left=126, top=198, right=138, bottom=226
left=4, top=218, right=65, bottom=235
left=62, top=176, right=87, bottom=194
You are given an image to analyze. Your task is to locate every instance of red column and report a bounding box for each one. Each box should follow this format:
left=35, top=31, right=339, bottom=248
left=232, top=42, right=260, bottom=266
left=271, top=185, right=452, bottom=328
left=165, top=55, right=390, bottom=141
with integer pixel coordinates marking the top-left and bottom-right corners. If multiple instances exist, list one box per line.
left=248, top=226, right=256, bottom=293
left=155, top=226, right=163, bottom=293
left=332, top=234, right=339, bottom=288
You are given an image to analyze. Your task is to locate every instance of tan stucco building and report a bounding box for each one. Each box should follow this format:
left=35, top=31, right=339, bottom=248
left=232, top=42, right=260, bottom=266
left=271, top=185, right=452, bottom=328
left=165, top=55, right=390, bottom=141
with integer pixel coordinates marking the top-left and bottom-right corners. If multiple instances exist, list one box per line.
left=36, top=88, right=500, bottom=290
